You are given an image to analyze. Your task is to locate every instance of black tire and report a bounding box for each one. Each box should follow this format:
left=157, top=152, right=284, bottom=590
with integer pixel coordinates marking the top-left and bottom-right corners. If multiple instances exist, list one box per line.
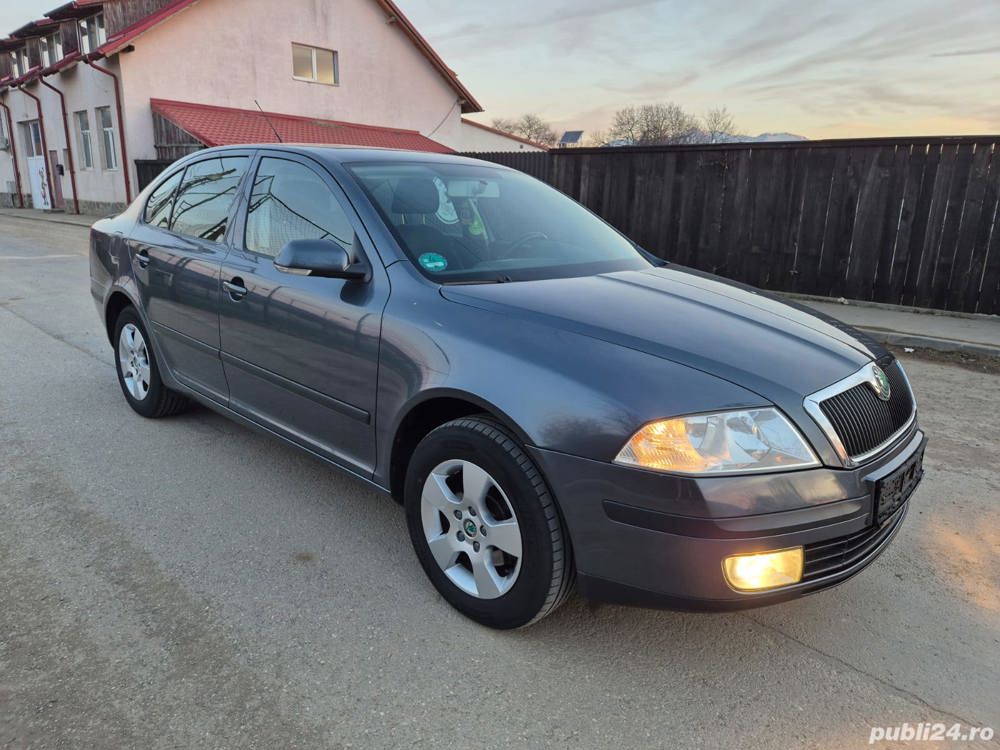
left=404, top=416, right=574, bottom=628
left=112, top=306, right=189, bottom=418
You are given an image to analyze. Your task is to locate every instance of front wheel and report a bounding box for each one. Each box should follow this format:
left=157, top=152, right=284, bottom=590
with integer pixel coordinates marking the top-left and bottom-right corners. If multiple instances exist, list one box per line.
left=113, top=307, right=189, bottom=418
left=404, top=416, right=574, bottom=628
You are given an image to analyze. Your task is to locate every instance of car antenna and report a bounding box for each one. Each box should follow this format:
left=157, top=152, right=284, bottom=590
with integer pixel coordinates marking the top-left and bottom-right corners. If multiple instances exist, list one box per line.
left=254, top=100, right=283, bottom=143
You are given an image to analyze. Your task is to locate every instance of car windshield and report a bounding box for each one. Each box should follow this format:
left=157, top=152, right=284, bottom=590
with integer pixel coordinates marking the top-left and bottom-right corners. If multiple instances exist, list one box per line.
left=347, top=161, right=652, bottom=283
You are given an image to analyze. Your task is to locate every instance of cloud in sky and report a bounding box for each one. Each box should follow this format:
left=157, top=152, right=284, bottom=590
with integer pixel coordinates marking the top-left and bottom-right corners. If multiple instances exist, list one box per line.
left=3, top=0, right=998, bottom=138
left=401, top=0, right=1000, bottom=138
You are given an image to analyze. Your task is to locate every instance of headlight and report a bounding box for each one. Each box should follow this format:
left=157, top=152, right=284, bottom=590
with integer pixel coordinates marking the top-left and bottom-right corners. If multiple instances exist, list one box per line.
left=614, top=408, right=819, bottom=475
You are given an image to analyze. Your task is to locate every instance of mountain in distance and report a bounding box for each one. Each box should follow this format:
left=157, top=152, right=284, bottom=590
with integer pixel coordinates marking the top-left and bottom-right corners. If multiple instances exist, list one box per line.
left=589, top=131, right=809, bottom=147
left=743, top=132, right=808, bottom=142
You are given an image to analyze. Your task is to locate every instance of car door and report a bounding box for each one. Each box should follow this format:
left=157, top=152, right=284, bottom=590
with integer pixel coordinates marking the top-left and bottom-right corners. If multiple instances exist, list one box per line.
left=219, top=152, right=390, bottom=476
left=128, top=152, right=252, bottom=403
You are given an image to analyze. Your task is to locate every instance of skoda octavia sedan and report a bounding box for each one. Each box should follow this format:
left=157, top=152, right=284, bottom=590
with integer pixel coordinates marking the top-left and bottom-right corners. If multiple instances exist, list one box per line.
left=90, top=145, right=926, bottom=628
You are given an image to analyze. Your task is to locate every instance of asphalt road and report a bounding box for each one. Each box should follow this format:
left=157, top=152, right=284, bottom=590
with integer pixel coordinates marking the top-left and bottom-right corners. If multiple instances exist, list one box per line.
left=1, top=214, right=998, bottom=750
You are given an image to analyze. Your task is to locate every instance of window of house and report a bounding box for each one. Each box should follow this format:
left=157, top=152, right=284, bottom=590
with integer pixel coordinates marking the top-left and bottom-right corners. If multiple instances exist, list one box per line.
left=75, top=110, right=94, bottom=170
left=170, top=157, right=249, bottom=242
left=40, top=33, right=62, bottom=66
left=144, top=169, right=184, bottom=228
left=245, top=158, right=354, bottom=257
left=78, top=13, right=106, bottom=55
left=10, top=47, right=29, bottom=77
left=96, top=107, right=117, bottom=170
left=291, top=43, right=338, bottom=85
left=20, top=120, right=43, bottom=158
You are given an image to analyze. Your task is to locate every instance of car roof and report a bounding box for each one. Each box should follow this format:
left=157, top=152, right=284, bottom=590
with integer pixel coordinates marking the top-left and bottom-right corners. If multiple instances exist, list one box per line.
left=191, top=143, right=504, bottom=170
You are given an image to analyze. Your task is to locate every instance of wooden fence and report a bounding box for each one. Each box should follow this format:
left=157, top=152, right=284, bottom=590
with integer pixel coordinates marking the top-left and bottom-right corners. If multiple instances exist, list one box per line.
left=464, top=137, right=1000, bottom=315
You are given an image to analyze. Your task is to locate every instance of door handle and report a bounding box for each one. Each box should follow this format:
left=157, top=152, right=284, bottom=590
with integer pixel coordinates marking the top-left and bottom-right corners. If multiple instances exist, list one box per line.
left=135, top=249, right=151, bottom=269
left=223, top=278, right=248, bottom=301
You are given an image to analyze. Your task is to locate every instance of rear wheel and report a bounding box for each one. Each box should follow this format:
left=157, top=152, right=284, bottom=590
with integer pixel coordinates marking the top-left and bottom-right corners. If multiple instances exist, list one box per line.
left=405, top=416, right=574, bottom=628
left=113, top=307, right=189, bottom=418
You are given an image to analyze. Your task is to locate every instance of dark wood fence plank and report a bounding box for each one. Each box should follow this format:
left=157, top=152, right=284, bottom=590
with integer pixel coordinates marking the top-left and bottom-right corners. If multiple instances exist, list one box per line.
left=929, top=143, right=976, bottom=309
left=795, top=147, right=836, bottom=295
left=946, top=143, right=993, bottom=311
left=970, top=145, right=1000, bottom=313
left=462, top=137, right=1000, bottom=313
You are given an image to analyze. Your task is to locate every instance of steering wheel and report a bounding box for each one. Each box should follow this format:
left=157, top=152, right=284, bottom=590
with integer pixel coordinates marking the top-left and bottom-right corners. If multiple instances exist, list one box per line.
left=507, top=231, right=549, bottom=256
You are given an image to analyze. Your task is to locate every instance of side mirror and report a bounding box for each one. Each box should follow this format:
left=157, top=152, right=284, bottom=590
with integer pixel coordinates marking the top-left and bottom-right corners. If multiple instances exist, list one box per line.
left=273, top=239, right=369, bottom=280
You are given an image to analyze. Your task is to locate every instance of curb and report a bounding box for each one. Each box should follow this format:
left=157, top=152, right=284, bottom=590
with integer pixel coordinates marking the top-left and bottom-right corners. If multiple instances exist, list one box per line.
left=855, top=327, right=1000, bottom=359
left=0, top=212, right=95, bottom=229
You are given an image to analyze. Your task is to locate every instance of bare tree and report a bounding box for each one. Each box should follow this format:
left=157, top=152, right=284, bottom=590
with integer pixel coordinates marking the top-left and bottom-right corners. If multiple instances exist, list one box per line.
left=490, top=114, right=558, bottom=146
left=586, top=130, right=610, bottom=147
left=702, top=106, right=739, bottom=144
left=490, top=117, right=518, bottom=133
left=609, top=103, right=700, bottom=146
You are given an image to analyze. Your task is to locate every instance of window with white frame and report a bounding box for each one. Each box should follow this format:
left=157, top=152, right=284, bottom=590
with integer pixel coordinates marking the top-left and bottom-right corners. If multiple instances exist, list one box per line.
left=40, top=32, right=63, bottom=67
left=96, top=107, right=117, bottom=170
left=78, top=13, right=106, bottom=55
left=0, top=114, right=9, bottom=151
left=10, top=47, right=29, bottom=77
left=291, top=43, right=338, bottom=85
left=20, top=120, right=44, bottom=158
left=75, top=110, right=94, bottom=170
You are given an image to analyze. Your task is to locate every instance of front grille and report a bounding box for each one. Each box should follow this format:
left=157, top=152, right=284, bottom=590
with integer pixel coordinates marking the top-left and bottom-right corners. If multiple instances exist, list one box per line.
left=818, top=361, right=913, bottom=458
left=802, top=506, right=904, bottom=581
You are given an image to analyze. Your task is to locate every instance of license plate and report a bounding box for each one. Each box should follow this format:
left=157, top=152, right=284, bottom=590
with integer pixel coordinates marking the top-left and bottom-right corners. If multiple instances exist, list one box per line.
left=874, top=443, right=925, bottom=525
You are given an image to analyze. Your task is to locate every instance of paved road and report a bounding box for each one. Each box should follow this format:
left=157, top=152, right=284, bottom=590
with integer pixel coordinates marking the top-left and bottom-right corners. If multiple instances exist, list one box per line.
left=1, top=215, right=998, bottom=750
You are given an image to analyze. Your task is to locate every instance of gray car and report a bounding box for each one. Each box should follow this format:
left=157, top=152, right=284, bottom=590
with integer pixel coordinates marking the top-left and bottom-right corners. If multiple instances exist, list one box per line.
left=90, top=145, right=926, bottom=628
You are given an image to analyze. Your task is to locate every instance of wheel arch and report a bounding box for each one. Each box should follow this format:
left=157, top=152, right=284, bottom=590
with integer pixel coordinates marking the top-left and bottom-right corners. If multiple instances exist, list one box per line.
left=104, top=289, right=136, bottom=343
left=387, top=389, right=534, bottom=505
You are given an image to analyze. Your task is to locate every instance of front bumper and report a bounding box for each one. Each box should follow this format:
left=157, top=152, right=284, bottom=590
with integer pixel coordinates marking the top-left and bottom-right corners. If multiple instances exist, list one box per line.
left=529, top=424, right=925, bottom=610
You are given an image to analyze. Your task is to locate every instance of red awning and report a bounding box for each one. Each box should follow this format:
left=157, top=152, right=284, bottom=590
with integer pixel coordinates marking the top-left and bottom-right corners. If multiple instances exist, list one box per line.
left=150, top=99, right=453, bottom=153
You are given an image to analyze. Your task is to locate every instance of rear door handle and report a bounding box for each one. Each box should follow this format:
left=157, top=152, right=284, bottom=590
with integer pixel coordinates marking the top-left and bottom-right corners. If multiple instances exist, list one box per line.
left=135, top=249, right=151, bottom=269
left=223, top=278, right=248, bottom=300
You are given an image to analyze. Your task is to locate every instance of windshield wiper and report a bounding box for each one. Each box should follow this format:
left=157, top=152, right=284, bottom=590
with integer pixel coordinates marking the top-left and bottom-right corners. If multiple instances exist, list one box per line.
left=441, top=275, right=513, bottom=285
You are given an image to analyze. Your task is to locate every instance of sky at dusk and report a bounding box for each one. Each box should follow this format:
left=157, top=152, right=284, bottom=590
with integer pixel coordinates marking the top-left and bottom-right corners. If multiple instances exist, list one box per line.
left=4, top=0, right=999, bottom=139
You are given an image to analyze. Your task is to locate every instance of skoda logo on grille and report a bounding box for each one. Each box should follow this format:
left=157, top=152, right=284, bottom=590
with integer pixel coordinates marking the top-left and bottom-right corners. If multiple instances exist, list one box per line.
left=871, top=365, right=892, bottom=402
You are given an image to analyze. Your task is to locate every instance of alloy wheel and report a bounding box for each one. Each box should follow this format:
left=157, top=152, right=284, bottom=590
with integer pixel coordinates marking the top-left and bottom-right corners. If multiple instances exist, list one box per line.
left=118, top=323, right=151, bottom=401
left=420, top=459, right=523, bottom=599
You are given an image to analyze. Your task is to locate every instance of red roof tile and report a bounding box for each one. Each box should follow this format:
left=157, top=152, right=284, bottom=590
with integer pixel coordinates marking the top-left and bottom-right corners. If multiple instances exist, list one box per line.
left=150, top=98, right=454, bottom=153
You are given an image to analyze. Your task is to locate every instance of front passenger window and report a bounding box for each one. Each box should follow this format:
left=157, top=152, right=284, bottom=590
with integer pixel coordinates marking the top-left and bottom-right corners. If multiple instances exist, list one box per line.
left=245, top=157, right=355, bottom=258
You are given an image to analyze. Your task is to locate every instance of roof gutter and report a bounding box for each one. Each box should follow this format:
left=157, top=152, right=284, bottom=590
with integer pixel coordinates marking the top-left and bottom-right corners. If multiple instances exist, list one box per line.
left=85, top=57, right=132, bottom=203
left=0, top=97, right=25, bottom=207
left=38, top=77, right=80, bottom=214
left=16, top=83, right=56, bottom=208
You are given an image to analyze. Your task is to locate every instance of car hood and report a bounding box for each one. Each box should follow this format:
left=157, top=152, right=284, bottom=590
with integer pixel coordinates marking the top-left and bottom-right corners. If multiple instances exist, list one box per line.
left=440, top=266, right=884, bottom=405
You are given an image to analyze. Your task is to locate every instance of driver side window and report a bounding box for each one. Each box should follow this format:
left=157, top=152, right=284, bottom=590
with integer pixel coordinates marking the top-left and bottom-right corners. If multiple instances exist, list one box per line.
left=245, top=157, right=355, bottom=258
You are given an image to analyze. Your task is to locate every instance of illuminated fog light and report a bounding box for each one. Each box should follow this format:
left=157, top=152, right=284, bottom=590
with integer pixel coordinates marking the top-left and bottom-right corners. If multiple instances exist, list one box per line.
left=723, top=547, right=804, bottom=591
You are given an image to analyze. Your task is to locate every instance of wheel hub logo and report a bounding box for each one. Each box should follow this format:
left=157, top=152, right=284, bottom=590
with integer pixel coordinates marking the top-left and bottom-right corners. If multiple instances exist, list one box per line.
left=463, top=519, right=478, bottom=538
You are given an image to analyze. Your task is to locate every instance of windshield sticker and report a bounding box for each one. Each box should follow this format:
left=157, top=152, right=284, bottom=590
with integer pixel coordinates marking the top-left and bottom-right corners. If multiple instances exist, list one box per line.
left=418, top=252, right=448, bottom=272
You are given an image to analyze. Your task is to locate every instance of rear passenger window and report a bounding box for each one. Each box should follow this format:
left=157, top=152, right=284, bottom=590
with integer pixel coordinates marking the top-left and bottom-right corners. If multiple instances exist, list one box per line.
left=170, top=156, right=249, bottom=242
left=144, top=169, right=183, bottom=228
left=245, top=157, right=355, bottom=258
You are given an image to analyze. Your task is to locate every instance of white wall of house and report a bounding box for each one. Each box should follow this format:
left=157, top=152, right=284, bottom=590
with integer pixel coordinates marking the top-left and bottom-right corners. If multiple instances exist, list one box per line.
left=2, top=0, right=481, bottom=213
left=457, top=120, right=546, bottom=152
left=118, top=0, right=468, bottom=182
left=0, top=59, right=129, bottom=211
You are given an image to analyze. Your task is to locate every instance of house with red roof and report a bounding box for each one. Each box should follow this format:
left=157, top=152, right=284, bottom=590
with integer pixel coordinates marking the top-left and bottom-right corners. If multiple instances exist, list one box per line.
left=0, top=0, right=542, bottom=215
